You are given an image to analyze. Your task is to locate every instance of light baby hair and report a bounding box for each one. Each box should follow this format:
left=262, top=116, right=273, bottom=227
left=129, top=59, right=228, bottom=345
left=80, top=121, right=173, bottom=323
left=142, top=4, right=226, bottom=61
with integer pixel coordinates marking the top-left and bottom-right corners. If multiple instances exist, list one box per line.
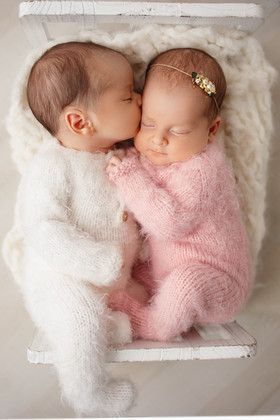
left=146, top=48, right=227, bottom=122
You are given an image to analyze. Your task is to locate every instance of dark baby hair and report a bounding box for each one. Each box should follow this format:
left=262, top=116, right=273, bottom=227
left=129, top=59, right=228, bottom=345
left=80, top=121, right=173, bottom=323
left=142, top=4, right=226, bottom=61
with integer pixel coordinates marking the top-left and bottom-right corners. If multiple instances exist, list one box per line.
left=27, top=41, right=123, bottom=136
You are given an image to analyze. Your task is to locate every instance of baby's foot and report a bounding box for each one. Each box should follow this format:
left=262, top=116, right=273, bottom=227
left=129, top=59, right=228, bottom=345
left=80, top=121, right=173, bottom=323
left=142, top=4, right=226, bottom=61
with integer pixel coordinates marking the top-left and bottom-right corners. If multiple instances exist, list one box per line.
left=132, top=262, right=156, bottom=297
left=108, top=289, right=133, bottom=313
left=75, top=378, right=136, bottom=417
left=126, top=278, right=150, bottom=303
left=97, top=378, right=136, bottom=417
left=108, top=290, right=145, bottom=340
left=107, top=310, right=132, bottom=345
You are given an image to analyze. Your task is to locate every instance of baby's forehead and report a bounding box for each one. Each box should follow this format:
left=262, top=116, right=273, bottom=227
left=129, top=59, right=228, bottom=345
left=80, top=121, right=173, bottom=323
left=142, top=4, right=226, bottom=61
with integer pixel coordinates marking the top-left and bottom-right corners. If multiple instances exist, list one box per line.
left=143, top=78, right=205, bottom=114
left=143, top=75, right=193, bottom=96
left=101, top=56, right=134, bottom=88
left=142, top=83, right=208, bottom=127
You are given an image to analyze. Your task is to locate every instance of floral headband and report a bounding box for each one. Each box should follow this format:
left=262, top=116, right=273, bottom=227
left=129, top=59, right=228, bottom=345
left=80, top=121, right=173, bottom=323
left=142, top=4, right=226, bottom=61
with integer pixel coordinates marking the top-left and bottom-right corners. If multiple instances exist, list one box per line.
left=150, top=63, right=219, bottom=111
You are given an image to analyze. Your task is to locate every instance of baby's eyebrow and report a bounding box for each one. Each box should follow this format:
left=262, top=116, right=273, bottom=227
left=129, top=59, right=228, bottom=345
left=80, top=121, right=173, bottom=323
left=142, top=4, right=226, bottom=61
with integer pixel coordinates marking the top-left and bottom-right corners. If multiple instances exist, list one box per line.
left=173, top=122, right=194, bottom=128
left=141, top=115, right=155, bottom=122
left=119, top=84, right=132, bottom=94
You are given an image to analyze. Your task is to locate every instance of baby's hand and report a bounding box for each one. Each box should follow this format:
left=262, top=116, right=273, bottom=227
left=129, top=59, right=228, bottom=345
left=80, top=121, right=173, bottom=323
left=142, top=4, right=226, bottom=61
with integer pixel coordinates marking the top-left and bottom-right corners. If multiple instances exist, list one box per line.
left=106, top=155, right=123, bottom=175
left=106, top=148, right=129, bottom=175
left=106, top=147, right=140, bottom=180
left=114, top=148, right=126, bottom=160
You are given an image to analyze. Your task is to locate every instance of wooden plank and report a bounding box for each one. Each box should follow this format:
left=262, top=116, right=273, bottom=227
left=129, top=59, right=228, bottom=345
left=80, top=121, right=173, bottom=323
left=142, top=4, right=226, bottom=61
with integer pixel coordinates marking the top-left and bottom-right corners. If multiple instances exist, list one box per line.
left=27, top=321, right=257, bottom=364
left=18, top=0, right=273, bottom=46
left=19, top=1, right=264, bottom=18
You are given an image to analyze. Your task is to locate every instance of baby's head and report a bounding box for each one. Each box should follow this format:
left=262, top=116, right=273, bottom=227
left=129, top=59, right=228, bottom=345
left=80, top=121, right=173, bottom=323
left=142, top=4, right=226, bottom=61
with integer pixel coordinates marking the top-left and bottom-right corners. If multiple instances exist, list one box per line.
left=135, top=48, right=226, bottom=165
left=27, top=41, right=141, bottom=153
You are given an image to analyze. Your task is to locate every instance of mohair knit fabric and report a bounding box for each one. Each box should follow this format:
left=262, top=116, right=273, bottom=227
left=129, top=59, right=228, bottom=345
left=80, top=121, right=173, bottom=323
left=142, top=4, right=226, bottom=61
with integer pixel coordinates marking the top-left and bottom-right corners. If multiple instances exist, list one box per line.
left=108, top=142, right=252, bottom=341
left=19, top=137, right=140, bottom=416
left=3, top=27, right=277, bottom=288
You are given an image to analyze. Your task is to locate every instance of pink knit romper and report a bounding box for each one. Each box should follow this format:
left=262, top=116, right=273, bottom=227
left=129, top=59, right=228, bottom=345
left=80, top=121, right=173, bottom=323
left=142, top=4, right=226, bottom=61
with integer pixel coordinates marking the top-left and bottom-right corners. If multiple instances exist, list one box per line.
left=108, top=141, right=252, bottom=341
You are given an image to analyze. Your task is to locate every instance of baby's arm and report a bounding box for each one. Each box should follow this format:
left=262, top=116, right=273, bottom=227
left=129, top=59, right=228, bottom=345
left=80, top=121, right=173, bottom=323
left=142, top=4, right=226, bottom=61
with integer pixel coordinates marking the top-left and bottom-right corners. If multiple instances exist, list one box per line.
left=21, top=151, right=122, bottom=286
left=107, top=151, right=204, bottom=241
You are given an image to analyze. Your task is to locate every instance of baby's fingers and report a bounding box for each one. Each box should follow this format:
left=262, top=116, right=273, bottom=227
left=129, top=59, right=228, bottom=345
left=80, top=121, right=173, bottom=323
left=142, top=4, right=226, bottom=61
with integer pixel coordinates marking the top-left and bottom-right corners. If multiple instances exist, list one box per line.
left=115, top=148, right=126, bottom=159
left=105, top=162, right=117, bottom=174
left=110, top=156, right=122, bottom=165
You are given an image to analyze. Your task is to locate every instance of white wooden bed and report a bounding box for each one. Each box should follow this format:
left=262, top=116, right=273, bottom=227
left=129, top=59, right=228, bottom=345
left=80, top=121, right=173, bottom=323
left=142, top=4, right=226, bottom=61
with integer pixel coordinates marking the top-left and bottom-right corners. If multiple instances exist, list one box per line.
left=19, top=0, right=280, bottom=46
left=27, top=321, right=257, bottom=363
left=18, top=0, right=279, bottom=365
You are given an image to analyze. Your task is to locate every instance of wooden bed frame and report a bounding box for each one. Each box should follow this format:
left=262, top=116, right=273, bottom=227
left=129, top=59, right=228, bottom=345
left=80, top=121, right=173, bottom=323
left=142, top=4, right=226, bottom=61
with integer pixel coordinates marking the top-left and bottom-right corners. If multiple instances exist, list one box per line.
left=20, top=1, right=280, bottom=46
left=27, top=321, right=257, bottom=363
left=20, top=0, right=280, bottom=364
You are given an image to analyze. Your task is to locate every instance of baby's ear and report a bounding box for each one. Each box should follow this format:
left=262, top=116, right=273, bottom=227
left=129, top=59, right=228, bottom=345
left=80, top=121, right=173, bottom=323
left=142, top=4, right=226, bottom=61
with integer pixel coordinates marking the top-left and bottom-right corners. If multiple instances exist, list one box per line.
left=64, top=107, right=95, bottom=136
left=208, top=115, right=221, bottom=143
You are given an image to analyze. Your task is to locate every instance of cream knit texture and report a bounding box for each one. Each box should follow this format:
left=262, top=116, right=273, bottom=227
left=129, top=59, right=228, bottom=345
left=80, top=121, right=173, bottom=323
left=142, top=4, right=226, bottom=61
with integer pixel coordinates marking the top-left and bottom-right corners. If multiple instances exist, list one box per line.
left=19, top=137, right=140, bottom=416
left=108, top=143, right=252, bottom=341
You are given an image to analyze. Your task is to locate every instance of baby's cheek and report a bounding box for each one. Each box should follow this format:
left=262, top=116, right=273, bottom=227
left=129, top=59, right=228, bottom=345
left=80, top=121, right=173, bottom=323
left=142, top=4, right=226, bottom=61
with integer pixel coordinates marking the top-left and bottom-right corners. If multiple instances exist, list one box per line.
left=134, top=130, right=146, bottom=152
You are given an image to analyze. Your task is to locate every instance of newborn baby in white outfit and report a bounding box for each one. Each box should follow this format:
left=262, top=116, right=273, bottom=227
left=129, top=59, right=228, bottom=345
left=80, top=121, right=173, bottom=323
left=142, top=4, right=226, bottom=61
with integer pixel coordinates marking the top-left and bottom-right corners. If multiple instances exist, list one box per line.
left=18, top=41, right=142, bottom=417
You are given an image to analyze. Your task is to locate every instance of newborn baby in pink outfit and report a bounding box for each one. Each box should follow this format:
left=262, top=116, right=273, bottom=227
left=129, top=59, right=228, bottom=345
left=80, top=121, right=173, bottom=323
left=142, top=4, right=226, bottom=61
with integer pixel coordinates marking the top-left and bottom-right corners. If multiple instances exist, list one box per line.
left=107, top=48, right=252, bottom=341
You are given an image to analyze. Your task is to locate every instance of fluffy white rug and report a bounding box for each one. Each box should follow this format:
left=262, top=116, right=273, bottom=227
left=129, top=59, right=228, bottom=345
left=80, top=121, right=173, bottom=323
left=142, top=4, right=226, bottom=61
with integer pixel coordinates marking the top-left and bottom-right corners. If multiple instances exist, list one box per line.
left=2, top=24, right=277, bottom=285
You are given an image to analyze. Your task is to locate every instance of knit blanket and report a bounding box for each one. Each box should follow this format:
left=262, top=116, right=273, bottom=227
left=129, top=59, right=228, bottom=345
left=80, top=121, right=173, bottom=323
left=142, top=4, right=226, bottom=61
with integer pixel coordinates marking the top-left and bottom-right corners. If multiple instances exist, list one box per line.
left=2, top=24, right=277, bottom=285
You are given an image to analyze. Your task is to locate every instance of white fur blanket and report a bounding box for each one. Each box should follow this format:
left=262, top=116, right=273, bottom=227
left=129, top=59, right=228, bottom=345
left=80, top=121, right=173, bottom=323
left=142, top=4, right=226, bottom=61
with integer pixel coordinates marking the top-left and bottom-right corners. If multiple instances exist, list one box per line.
left=2, top=24, right=277, bottom=285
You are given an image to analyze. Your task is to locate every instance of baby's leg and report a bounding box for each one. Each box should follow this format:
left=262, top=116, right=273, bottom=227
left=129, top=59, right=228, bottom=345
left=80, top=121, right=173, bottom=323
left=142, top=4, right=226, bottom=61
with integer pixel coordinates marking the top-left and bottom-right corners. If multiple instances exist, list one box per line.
left=23, top=270, right=135, bottom=417
left=109, top=264, right=248, bottom=341
left=131, top=260, right=157, bottom=297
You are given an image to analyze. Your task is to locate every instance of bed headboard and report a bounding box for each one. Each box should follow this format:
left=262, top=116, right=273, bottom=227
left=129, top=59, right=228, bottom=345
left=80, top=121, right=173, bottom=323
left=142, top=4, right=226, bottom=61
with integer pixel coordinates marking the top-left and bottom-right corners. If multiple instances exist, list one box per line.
left=19, top=0, right=280, bottom=47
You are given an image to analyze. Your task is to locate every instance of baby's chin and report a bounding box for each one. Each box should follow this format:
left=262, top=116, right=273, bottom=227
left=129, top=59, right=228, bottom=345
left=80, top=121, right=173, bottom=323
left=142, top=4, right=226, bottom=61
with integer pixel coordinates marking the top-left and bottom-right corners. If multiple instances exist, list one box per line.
left=141, top=149, right=172, bottom=166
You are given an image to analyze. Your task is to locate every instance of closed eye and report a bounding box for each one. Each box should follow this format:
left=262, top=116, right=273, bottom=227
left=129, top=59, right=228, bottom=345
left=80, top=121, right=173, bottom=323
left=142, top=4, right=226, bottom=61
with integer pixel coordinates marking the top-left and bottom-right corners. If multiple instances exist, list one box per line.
left=141, top=121, right=155, bottom=128
left=170, top=129, right=192, bottom=135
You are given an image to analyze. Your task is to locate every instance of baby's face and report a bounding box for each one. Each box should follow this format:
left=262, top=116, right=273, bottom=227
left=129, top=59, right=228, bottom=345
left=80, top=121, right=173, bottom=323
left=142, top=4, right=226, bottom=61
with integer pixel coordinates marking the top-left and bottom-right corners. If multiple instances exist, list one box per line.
left=87, top=55, right=142, bottom=149
left=134, top=78, right=212, bottom=165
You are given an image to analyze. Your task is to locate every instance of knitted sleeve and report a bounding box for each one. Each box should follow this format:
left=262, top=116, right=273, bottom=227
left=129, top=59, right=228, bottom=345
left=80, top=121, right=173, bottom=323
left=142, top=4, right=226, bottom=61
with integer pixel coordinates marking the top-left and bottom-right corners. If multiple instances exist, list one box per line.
left=108, top=153, right=205, bottom=241
left=20, top=149, right=122, bottom=286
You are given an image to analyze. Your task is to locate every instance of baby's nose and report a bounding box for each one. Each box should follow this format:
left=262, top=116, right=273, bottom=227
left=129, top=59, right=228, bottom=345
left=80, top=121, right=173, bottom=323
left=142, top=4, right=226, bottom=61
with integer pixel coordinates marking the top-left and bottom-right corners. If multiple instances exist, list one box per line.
left=152, top=134, right=167, bottom=146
